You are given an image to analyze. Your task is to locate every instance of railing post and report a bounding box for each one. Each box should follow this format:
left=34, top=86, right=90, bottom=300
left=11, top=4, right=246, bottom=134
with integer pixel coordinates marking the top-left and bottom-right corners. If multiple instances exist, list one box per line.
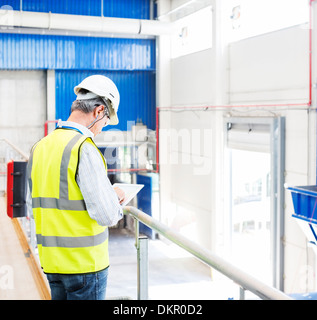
left=137, top=236, right=149, bottom=300
left=134, top=217, right=139, bottom=248
left=134, top=217, right=149, bottom=300
left=239, top=286, right=246, bottom=300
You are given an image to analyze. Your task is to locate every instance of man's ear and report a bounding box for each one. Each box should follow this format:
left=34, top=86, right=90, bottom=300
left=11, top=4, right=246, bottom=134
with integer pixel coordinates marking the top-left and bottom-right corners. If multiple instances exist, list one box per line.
left=96, top=105, right=105, bottom=116
left=93, top=105, right=104, bottom=117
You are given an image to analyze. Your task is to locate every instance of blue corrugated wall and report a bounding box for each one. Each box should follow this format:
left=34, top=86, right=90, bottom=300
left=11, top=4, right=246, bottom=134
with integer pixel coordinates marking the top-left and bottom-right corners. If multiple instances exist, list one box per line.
left=1, top=0, right=154, bottom=19
left=56, top=70, right=156, bottom=131
left=0, top=34, right=155, bottom=70
left=0, top=0, right=156, bottom=130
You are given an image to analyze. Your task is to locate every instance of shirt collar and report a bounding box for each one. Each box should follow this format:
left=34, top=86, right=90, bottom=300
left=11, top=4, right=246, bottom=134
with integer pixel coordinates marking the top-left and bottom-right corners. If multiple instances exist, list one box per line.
left=57, top=120, right=94, bottom=138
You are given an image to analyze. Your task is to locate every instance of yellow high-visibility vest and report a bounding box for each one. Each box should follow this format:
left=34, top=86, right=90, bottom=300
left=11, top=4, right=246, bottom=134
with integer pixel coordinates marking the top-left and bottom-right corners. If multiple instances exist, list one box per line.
left=28, top=128, right=109, bottom=274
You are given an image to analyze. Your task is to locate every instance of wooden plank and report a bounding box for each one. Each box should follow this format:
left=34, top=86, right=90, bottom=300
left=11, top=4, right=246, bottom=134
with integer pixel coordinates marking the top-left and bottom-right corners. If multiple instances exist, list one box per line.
left=11, top=219, right=51, bottom=300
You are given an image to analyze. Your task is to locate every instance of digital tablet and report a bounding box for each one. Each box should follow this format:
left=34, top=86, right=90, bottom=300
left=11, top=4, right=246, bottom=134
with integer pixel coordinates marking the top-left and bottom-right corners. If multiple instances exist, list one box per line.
left=113, top=183, right=144, bottom=207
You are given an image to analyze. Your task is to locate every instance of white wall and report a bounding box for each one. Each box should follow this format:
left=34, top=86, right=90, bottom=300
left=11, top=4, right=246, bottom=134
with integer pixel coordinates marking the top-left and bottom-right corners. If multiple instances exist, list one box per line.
left=159, top=108, right=217, bottom=249
left=0, top=70, right=47, bottom=154
left=229, top=26, right=309, bottom=104
left=158, top=0, right=316, bottom=293
left=171, top=48, right=214, bottom=106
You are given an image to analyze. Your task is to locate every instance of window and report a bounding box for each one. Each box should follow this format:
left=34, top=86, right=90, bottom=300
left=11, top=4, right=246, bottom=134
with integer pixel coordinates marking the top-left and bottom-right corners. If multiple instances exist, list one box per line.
left=171, top=6, right=212, bottom=58
left=229, top=0, right=309, bottom=42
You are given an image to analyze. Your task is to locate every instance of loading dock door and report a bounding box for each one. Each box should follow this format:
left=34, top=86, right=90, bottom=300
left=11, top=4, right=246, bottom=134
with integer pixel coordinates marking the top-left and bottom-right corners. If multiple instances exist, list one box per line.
left=225, top=117, right=285, bottom=291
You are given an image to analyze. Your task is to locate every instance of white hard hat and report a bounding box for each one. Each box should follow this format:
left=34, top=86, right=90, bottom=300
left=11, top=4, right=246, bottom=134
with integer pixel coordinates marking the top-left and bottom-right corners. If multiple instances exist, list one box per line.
left=74, top=75, right=120, bottom=125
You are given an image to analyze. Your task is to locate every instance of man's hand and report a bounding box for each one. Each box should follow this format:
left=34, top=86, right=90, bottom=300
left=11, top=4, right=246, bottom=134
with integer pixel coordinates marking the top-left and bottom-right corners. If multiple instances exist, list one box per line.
left=114, top=187, right=125, bottom=205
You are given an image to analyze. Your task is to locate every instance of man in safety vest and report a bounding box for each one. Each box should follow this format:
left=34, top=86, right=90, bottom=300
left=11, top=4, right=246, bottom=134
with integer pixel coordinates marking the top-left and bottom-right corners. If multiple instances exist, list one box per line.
left=27, top=75, right=125, bottom=300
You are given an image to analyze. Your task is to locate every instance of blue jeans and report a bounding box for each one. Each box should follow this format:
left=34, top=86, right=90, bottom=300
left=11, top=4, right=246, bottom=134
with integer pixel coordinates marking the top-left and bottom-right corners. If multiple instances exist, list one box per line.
left=46, top=267, right=108, bottom=300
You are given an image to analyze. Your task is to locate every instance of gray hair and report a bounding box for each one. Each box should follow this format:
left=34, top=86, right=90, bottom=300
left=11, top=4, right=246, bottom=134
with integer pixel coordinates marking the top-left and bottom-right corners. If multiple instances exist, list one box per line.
left=71, top=89, right=110, bottom=114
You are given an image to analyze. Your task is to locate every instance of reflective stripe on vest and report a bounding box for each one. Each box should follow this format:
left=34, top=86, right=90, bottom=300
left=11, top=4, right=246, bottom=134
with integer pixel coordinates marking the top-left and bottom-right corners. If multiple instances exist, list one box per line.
left=36, top=229, right=108, bottom=248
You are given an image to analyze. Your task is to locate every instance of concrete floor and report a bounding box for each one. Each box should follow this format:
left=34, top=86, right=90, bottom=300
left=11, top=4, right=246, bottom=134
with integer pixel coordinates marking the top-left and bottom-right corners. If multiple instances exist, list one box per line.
left=0, top=197, right=42, bottom=300
left=106, top=228, right=242, bottom=300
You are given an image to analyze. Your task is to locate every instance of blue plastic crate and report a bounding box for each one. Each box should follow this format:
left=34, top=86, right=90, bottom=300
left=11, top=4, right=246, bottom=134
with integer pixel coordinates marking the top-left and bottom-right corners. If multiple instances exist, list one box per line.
left=288, top=185, right=317, bottom=225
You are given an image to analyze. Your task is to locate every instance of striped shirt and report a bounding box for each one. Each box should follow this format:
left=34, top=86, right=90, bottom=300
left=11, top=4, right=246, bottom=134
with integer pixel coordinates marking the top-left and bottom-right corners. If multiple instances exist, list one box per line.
left=27, top=120, right=123, bottom=227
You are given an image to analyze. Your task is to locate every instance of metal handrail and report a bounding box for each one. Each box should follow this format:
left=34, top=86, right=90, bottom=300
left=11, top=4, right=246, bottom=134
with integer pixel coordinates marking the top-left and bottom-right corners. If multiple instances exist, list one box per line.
left=124, top=206, right=293, bottom=300
left=0, top=138, right=29, bottom=160
left=0, top=139, right=29, bottom=196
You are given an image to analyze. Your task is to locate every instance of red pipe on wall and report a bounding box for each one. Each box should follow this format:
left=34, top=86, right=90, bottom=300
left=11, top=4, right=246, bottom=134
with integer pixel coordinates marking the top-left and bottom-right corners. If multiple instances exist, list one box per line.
left=309, top=0, right=316, bottom=106
left=44, top=120, right=58, bottom=136
left=155, top=106, right=160, bottom=173
left=107, top=168, right=157, bottom=173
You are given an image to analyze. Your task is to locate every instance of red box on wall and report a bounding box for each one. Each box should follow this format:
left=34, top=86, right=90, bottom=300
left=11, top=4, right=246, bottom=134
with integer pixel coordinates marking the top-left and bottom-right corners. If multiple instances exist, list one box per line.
left=6, top=160, right=14, bottom=218
left=6, top=160, right=27, bottom=219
